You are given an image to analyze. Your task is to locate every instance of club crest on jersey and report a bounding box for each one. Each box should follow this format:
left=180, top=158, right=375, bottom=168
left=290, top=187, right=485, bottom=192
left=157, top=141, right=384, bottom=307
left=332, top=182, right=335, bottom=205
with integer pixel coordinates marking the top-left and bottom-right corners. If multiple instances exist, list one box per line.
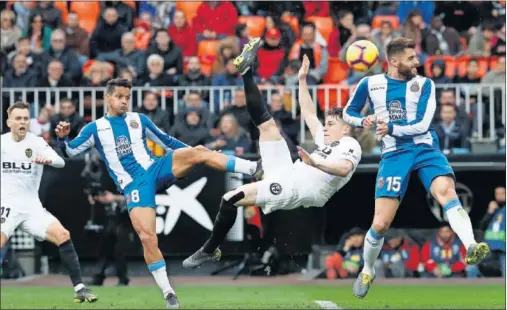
left=377, top=177, right=384, bottom=189
left=270, top=183, right=282, bottom=195
left=130, top=120, right=139, bottom=129
left=115, top=135, right=132, bottom=157
left=25, top=148, right=32, bottom=158
left=410, top=81, right=420, bottom=92
left=388, top=100, right=407, bottom=122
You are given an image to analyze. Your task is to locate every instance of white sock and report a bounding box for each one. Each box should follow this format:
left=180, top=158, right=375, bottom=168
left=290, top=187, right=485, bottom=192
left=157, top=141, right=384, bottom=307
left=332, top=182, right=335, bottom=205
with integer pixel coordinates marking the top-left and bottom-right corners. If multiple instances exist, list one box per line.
left=73, top=283, right=85, bottom=292
left=227, top=156, right=257, bottom=175
left=148, top=261, right=174, bottom=297
left=361, top=228, right=385, bottom=276
left=444, top=199, right=476, bottom=249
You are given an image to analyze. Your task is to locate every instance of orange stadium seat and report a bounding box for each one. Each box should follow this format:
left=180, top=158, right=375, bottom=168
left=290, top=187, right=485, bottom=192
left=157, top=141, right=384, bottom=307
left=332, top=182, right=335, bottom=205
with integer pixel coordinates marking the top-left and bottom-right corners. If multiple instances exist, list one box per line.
left=456, top=56, right=489, bottom=78
left=197, top=40, right=220, bottom=58
left=323, top=57, right=349, bottom=83
left=238, top=16, right=266, bottom=37
left=424, top=56, right=457, bottom=79
left=70, top=1, right=101, bottom=34
left=282, top=14, right=299, bottom=37
left=317, top=87, right=350, bottom=112
left=371, top=15, right=400, bottom=29
left=199, top=56, right=214, bottom=76
left=123, top=1, right=136, bottom=11
left=489, top=56, right=500, bottom=71
left=176, top=1, right=202, bottom=25
left=53, top=1, right=69, bottom=24
left=307, top=16, right=334, bottom=42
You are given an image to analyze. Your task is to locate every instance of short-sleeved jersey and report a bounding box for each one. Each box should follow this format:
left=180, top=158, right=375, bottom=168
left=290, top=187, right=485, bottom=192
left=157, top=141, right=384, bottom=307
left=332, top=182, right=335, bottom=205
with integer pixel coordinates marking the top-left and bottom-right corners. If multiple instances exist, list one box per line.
left=1, top=132, right=54, bottom=205
left=294, top=125, right=362, bottom=207
left=58, top=112, right=187, bottom=192
left=343, top=74, right=437, bottom=154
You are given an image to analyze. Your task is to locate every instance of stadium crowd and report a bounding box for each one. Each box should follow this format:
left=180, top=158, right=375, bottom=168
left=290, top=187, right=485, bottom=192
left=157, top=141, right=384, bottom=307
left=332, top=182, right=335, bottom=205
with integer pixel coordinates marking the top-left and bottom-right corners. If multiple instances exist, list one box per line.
left=0, top=0, right=505, bottom=156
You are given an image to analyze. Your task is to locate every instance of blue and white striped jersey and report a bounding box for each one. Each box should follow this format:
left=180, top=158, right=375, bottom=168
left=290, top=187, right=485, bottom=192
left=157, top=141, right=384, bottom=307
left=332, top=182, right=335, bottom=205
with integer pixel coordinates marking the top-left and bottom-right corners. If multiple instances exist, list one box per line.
left=343, top=74, right=437, bottom=154
left=57, top=112, right=187, bottom=191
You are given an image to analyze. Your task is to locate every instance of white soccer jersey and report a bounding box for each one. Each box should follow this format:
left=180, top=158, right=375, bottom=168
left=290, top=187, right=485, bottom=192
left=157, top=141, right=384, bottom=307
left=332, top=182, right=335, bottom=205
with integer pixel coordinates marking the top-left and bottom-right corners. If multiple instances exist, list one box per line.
left=343, top=74, right=437, bottom=154
left=294, top=125, right=362, bottom=207
left=1, top=132, right=64, bottom=207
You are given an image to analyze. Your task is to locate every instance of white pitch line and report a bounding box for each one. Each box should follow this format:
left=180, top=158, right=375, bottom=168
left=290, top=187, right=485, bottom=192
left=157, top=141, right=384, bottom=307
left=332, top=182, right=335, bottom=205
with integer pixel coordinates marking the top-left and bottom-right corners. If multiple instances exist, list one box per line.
left=314, top=300, right=342, bottom=309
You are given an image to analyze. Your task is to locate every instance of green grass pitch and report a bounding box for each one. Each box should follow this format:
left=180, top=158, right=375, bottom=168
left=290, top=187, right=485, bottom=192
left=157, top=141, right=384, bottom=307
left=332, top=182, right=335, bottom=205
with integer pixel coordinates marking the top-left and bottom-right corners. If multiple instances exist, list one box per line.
left=1, top=284, right=505, bottom=309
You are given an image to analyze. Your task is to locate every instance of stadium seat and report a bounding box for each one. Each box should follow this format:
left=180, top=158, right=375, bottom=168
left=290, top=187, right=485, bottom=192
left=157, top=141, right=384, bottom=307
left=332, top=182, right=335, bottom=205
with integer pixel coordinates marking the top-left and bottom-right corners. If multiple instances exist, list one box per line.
left=424, top=56, right=457, bottom=79
left=456, top=56, right=489, bottom=78
left=323, top=57, right=349, bottom=83
left=282, top=14, right=299, bottom=37
left=123, top=1, right=136, bottom=11
left=371, top=15, right=400, bottom=29
left=70, top=1, right=100, bottom=34
left=197, top=40, right=220, bottom=58
left=306, top=16, right=334, bottom=42
left=489, top=56, right=500, bottom=71
left=317, top=87, right=350, bottom=112
left=79, top=19, right=98, bottom=35
left=176, top=1, right=202, bottom=25
left=53, top=1, right=69, bottom=24
left=199, top=55, right=214, bottom=76
left=238, top=16, right=266, bottom=38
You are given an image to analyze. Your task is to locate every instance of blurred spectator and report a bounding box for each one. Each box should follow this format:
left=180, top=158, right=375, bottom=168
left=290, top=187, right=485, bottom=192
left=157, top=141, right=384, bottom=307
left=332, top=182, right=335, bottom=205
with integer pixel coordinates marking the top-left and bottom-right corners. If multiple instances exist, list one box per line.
left=467, top=22, right=498, bottom=57
left=235, top=24, right=250, bottom=51
left=168, top=10, right=197, bottom=58
left=434, top=104, right=469, bottom=154
left=2, top=53, right=37, bottom=89
left=90, top=8, right=128, bottom=57
left=421, top=224, right=467, bottom=278
left=269, top=91, right=298, bottom=145
left=430, top=59, right=453, bottom=85
left=325, top=227, right=365, bottom=279
left=351, top=128, right=376, bottom=154
left=212, top=58, right=242, bottom=108
left=477, top=186, right=506, bottom=277
left=455, top=59, right=481, bottom=104
left=289, top=22, right=329, bottom=85
left=1, top=10, right=22, bottom=55
left=24, top=13, right=52, bottom=54
left=303, top=1, right=329, bottom=17
left=373, top=1, right=397, bottom=16
left=327, top=10, right=355, bottom=57
left=257, top=28, right=287, bottom=83
left=435, top=89, right=471, bottom=133
left=253, top=2, right=305, bottom=22
left=101, top=1, right=134, bottom=29
left=397, top=1, right=435, bottom=25
left=133, top=19, right=152, bottom=51
left=138, top=1, right=175, bottom=30
left=137, top=54, right=176, bottom=87
left=147, top=29, right=183, bottom=75
left=211, top=38, right=240, bottom=75
left=177, top=56, right=211, bottom=101
left=12, top=1, right=35, bottom=31
left=61, top=13, right=90, bottom=62
left=37, top=60, right=73, bottom=106
left=170, top=108, right=212, bottom=147
left=375, top=230, right=420, bottom=278
left=401, top=10, right=426, bottom=55
left=423, top=15, right=462, bottom=56
left=177, top=91, right=215, bottom=129
left=218, top=88, right=252, bottom=132
left=207, top=113, right=251, bottom=153
left=282, top=59, right=302, bottom=87
left=7, top=37, right=42, bottom=75
left=330, top=2, right=371, bottom=25
left=482, top=55, right=506, bottom=86
left=29, top=106, right=52, bottom=141
left=50, top=99, right=85, bottom=142
left=134, top=91, right=170, bottom=133
left=193, top=1, right=238, bottom=42
left=80, top=61, right=113, bottom=116
left=264, top=14, right=296, bottom=54
left=371, top=21, right=401, bottom=60
left=491, top=23, right=506, bottom=56
left=31, top=1, right=62, bottom=30
left=137, top=12, right=155, bottom=37
left=41, top=29, right=81, bottom=85
left=97, top=32, right=147, bottom=79
left=434, top=1, right=487, bottom=35
left=118, top=68, right=135, bottom=85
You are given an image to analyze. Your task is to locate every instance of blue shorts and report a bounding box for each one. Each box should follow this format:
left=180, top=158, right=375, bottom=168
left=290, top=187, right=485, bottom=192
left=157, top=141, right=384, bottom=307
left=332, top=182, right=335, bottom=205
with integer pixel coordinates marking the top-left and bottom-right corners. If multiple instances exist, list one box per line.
left=123, top=151, right=177, bottom=211
left=375, top=144, right=454, bottom=201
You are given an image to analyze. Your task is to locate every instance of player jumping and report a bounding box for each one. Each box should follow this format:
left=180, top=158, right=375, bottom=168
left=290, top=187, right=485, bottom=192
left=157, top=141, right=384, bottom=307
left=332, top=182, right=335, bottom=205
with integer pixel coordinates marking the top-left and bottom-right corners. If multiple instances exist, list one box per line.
left=342, top=37, right=490, bottom=298
left=54, top=78, right=262, bottom=308
left=1, top=102, right=97, bottom=303
left=182, top=40, right=362, bottom=269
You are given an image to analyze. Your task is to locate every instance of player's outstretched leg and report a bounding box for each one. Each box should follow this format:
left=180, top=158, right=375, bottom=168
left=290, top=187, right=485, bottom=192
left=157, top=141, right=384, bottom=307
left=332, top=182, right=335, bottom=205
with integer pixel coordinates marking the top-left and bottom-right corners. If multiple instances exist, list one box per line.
left=45, top=222, right=98, bottom=303
left=183, top=183, right=258, bottom=269
left=129, top=208, right=179, bottom=308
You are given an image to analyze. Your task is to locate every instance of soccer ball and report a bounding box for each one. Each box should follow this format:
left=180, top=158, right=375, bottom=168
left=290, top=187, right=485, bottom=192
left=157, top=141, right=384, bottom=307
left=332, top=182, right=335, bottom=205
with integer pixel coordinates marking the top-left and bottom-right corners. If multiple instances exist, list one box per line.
left=345, top=40, right=380, bottom=72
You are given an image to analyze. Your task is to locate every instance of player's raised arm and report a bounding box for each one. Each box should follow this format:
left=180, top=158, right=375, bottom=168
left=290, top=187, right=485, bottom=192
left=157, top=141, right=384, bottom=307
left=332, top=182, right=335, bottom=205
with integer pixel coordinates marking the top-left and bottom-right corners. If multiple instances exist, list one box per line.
left=343, top=77, right=375, bottom=128
left=387, top=79, right=436, bottom=137
left=298, top=55, right=323, bottom=139
left=139, top=114, right=188, bottom=150
left=55, top=121, right=96, bottom=158
left=35, top=137, right=65, bottom=168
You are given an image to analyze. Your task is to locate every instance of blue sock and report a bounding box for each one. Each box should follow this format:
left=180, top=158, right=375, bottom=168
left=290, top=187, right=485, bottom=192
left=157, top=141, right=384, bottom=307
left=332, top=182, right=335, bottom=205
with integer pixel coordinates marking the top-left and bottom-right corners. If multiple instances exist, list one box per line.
left=225, top=156, right=236, bottom=172
left=225, top=155, right=256, bottom=175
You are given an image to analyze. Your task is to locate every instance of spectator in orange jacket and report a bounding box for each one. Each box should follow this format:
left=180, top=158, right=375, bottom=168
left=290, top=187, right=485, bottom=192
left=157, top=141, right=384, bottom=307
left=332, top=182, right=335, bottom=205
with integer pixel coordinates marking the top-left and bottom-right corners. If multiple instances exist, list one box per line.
left=421, top=224, right=467, bottom=278
left=193, top=1, right=238, bottom=43
left=376, top=230, right=420, bottom=278
left=168, top=10, right=197, bottom=58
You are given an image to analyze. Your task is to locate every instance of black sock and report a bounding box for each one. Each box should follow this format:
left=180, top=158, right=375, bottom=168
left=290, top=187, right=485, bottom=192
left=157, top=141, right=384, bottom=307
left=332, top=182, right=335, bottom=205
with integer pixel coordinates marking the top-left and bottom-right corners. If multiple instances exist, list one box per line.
left=58, top=239, right=84, bottom=287
left=242, top=70, right=272, bottom=126
left=202, top=198, right=238, bottom=254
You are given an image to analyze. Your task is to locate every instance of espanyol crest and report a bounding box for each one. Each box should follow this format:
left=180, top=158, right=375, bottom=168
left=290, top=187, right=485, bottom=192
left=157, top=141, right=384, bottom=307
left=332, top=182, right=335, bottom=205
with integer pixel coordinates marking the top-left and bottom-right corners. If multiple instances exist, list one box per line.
left=426, top=182, right=473, bottom=222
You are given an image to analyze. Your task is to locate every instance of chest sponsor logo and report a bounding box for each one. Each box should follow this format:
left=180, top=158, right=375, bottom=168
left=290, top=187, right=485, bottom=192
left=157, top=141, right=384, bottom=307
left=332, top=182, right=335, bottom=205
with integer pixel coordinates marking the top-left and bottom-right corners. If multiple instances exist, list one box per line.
left=2, top=162, right=33, bottom=174
left=388, top=100, right=407, bottom=122
left=115, top=135, right=132, bottom=157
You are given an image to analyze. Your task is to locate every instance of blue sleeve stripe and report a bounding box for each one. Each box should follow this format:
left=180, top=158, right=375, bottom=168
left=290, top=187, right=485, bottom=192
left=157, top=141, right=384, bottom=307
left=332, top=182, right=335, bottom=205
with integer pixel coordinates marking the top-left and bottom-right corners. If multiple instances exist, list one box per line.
left=58, top=123, right=96, bottom=157
left=343, top=77, right=369, bottom=127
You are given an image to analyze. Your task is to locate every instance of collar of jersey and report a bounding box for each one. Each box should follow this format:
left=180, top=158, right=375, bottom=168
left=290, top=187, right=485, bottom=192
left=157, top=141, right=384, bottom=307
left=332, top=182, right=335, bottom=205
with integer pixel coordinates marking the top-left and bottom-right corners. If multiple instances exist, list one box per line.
left=105, top=113, right=127, bottom=120
left=384, top=73, right=409, bottom=83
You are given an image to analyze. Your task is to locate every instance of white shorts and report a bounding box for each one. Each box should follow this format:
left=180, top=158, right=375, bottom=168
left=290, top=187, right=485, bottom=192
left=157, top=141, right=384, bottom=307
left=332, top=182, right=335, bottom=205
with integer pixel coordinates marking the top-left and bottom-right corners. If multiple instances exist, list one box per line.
left=1, top=200, right=57, bottom=242
left=255, top=140, right=302, bottom=214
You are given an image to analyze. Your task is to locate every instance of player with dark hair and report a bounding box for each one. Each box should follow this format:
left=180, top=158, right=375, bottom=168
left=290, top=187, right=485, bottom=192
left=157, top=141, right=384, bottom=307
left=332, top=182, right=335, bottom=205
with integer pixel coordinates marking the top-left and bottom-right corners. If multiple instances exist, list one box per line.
left=1, top=102, right=97, bottom=303
left=183, top=41, right=362, bottom=269
left=343, top=37, right=490, bottom=298
left=55, top=78, right=262, bottom=309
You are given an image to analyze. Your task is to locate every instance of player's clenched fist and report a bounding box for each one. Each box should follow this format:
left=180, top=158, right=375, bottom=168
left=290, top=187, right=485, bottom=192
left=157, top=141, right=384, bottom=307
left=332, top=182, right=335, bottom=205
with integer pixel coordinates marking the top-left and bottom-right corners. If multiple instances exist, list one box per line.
left=298, top=55, right=310, bottom=81
left=362, top=115, right=376, bottom=129
left=55, top=121, right=70, bottom=138
left=33, top=156, right=52, bottom=165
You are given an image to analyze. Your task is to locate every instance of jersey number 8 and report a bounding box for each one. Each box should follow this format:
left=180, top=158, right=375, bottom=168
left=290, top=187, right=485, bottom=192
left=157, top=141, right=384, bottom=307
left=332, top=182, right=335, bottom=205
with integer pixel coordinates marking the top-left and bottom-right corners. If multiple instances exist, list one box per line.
left=131, top=190, right=140, bottom=203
